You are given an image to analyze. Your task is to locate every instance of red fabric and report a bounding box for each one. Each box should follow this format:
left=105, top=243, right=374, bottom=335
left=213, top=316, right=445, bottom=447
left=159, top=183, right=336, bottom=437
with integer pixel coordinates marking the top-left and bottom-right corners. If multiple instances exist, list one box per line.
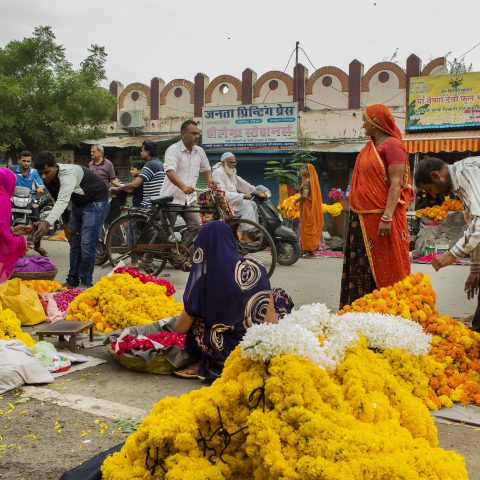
left=377, top=137, right=406, bottom=169
left=349, top=140, right=413, bottom=288
left=0, top=168, right=27, bottom=283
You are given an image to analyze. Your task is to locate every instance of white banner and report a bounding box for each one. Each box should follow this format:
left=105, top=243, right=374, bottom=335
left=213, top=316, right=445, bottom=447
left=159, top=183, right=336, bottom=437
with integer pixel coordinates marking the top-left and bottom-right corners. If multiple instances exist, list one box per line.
left=202, top=102, right=298, bottom=148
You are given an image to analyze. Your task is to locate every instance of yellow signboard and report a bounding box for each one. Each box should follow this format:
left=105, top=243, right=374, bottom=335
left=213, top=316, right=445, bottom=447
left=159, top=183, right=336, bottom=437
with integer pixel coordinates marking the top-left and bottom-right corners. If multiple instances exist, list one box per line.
left=407, top=72, right=480, bottom=131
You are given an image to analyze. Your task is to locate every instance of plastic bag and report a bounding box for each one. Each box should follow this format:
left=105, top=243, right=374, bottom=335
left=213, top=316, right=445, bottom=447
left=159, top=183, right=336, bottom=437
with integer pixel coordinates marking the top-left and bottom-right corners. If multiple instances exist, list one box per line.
left=0, top=278, right=46, bottom=325
left=33, top=341, right=71, bottom=373
left=39, top=293, right=65, bottom=323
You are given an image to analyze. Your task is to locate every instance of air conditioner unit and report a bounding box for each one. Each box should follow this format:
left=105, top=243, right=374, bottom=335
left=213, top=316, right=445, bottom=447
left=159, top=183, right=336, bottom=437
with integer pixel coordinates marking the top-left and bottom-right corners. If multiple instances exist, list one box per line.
left=119, top=110, right=145, bottom=129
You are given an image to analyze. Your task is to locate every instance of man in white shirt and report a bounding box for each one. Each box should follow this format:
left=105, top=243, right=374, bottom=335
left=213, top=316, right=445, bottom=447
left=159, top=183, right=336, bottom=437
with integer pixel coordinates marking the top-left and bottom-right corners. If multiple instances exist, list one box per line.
left=161, top=120, right=213, bottom=247
left=415, top=156, right=480, bottom=333
left=212, top=152, right=258, bottom=242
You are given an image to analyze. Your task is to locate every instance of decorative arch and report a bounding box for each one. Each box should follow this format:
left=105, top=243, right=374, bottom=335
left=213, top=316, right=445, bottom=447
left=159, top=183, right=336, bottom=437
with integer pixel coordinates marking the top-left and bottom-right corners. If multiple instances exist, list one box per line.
left=205, top=74, right=242, bottom=103
left=160, top=79, right=195, bottom=105
left=361, top=62, right=406, bottom=92
left=253, top=71, right=294, bottom=98
left=306, top=66, right=349, bottom=94
left=421, top=57, right=446, bottom=76
left=118, top=83, right=151, bottom=109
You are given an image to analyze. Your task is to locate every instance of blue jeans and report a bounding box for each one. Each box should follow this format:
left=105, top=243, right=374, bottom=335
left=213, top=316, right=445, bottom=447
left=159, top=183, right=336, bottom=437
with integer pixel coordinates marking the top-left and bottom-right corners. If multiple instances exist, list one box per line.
left=66, top=200, right=108, bottom=287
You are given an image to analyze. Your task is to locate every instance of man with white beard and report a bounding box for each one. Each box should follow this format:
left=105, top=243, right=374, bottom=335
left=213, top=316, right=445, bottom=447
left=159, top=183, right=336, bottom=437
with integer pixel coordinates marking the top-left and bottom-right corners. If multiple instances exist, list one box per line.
left=212, top=152, right=258, bottom=243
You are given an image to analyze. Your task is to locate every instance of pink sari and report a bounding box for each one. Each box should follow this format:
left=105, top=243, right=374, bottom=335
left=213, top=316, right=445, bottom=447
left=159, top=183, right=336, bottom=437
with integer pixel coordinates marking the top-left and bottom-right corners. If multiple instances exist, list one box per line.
left=0, top=168, right=27, bottom=283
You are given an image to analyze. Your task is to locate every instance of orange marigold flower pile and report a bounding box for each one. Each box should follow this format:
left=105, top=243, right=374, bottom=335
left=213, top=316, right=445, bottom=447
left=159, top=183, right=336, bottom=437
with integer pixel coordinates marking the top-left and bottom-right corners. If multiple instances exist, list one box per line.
left=22, top=280, right=62, bottom=294
left=416, top=198, right=463, bottom=221
left=340, top=272, right=480, bottom=407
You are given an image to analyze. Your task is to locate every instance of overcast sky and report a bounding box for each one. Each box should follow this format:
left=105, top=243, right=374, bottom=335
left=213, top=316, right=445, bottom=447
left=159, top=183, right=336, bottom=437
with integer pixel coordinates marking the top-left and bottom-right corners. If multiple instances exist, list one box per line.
left=1, top=0, right=479, bottom=87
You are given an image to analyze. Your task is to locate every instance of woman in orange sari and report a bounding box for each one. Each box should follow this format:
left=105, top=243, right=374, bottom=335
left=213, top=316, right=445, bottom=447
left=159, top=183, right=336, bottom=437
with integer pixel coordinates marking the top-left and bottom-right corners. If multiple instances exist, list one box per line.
left=339, top=104, right=413, bottom=307
left=295, top=163, right=324, bottom=258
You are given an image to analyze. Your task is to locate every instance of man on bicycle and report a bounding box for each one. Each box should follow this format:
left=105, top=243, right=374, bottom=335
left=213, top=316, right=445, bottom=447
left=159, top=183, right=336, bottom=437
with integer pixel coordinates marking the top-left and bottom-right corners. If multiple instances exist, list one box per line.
left=160, top=120, right=214, bottom=249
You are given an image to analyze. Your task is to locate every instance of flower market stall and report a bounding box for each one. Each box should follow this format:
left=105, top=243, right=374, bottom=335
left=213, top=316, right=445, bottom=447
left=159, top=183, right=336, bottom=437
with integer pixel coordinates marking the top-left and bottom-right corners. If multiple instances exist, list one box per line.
left=413, top=198, right=466, bottom=258
left=100, top=273, right=476, bottom=479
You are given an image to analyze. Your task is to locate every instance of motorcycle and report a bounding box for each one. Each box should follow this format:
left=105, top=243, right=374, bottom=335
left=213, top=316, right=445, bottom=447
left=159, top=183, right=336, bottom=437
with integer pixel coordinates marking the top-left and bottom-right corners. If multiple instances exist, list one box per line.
left=11, top=186, right=35, bottom=228
left=252, top=185, right=301, bottom=266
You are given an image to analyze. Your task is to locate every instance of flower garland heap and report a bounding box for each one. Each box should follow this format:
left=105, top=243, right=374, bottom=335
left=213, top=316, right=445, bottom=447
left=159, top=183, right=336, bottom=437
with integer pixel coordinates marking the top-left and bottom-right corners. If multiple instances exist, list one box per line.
left=0, top=302, right=35, bottom=347
left=415, top=197, right=463, bottom=221
left=102, top=304, right=467, bottom=480
left=278, top=194, right=343, bottom=220
left=66, top=274, right=183, bottom=334
left=340, top=273, right=480, bottom=407
left=22, top=280, right=62, bottom=294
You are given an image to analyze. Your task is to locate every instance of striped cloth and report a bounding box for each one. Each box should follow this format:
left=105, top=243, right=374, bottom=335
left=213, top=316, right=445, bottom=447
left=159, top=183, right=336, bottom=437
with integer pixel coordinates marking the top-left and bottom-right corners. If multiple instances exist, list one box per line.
left=448, top=156, right=480, bottom=272
left=139, top=158, right=165, bottom=208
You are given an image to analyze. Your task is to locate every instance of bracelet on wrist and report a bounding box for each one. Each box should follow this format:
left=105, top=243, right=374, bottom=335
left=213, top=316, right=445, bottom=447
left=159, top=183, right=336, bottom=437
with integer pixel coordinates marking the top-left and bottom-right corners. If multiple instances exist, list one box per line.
left=381, top=215, right=393, bottom=223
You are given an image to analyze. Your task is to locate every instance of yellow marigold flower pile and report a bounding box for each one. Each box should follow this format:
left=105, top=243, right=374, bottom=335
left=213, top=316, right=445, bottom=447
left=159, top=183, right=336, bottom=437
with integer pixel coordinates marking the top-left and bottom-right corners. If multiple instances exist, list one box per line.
left=0, top=302, right=35, bottom=347
left=22, top=280, right=62, bottom=294
left=278, top=194, right=343, bottom=220
left=415, top=198, right=463, bottom=220
left=278, top=194, right=300, bottom=220
left=340, top=273, right=480, bottom=407
left=102, top=342, right=466, bottom=480
left=66, top=274, right=183, bottom=334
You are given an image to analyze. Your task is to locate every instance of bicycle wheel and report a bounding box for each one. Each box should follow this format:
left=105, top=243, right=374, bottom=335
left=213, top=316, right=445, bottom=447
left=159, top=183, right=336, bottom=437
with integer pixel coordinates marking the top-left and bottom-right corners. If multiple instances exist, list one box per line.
left=226, top=218, right=277, bottom=277
left=105, top=213, right=168, bottom=275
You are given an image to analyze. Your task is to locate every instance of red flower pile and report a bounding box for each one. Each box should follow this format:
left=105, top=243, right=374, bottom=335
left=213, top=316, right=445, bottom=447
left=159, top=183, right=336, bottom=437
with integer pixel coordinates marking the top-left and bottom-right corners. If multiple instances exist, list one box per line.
left=53, top=288, right=84, bottom=312
left=111, top=332, right=186, bottom=355
left=114, top=266, right=175, bottom=296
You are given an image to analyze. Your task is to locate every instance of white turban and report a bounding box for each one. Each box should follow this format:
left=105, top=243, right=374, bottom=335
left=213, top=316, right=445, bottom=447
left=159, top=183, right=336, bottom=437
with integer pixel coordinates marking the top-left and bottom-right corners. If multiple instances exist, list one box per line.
left=221, top=152, right=235, bottom=162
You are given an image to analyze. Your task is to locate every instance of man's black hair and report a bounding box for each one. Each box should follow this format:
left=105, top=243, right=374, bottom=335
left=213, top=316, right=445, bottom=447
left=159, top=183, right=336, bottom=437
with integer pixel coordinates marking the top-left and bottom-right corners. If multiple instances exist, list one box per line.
left=34, top=151, right=57, bottom=170
left=180, top=119, right=198, bottom=133
left=141, top=140, right=158, bottom=157
left=414, top=156, right=447, bottom=186
left=19, top=150, right=33, bottom=158
left=131, top=161, right=144, bottom=170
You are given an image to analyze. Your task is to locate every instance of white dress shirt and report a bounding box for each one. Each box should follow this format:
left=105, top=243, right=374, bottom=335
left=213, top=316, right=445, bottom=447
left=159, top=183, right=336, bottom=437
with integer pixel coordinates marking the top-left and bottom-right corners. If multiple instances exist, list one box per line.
left=160, top=140, right=211, bottom=205
left=448, top=157, right=480, bottom=272
left=212, top=164, right=255, bottom=209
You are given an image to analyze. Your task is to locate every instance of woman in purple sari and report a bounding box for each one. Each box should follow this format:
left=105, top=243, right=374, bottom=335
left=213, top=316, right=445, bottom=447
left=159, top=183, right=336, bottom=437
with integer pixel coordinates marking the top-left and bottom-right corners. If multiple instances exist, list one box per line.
left=175, top=221, right=293, bottom=379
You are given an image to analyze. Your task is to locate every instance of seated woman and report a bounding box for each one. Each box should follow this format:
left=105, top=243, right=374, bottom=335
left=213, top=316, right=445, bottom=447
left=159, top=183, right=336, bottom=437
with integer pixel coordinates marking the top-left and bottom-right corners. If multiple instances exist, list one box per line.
left=174, top=220, right=293, bottom=379
left=0, top=168, right=31, bottom=283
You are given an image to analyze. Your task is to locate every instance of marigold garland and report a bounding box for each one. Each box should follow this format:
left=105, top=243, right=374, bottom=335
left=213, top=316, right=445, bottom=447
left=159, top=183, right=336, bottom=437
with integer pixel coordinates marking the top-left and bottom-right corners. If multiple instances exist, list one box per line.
left=66, top=274, right=183, bottom=334
left=0, top=302, right=35, bottom=347
left=22, top=280, right=62, bottom=294
left=340, top=273, right=480, bottom=407
left=415, top=197, right=462, bottom=220
left=278, top=194, right=343, bottom=220
left=101, top=343, right=467, bottom=479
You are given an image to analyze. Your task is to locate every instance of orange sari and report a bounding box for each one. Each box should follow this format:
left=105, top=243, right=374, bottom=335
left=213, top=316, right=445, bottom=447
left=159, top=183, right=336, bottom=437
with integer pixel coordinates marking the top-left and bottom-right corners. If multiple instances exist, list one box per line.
left=349, top=139, right=413, bottom=288
left=300, top=164, right=324, bottom=251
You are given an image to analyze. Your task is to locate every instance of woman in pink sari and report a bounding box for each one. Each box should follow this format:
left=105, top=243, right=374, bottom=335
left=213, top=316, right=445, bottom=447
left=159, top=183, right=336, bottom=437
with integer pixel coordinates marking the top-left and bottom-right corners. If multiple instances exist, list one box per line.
left=0, top=168, right=29, bottom=283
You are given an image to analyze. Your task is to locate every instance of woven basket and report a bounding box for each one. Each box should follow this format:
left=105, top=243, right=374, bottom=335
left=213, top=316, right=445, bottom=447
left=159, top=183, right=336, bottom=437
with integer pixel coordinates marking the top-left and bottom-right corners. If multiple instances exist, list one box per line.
left=108, top=345, right=174, bottom=375
left=10, top=269, right=58, bottom=281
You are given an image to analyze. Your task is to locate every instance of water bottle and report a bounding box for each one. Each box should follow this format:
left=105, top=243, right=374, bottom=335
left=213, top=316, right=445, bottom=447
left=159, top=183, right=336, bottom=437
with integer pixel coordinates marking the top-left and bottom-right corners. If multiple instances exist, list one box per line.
left=424, top=239, right=435, bottom=255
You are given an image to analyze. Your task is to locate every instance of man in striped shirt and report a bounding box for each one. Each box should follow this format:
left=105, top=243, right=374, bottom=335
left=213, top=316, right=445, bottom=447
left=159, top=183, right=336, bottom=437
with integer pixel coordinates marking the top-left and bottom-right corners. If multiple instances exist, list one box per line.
left=415, top=156, right=480, bottom=332
left=112, top=140, right=164, bottom=208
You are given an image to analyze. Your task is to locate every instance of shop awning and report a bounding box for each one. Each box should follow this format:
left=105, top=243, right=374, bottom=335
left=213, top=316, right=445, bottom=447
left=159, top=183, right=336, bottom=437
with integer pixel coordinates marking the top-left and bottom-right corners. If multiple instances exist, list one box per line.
left=403, top=130, right=480, bottom=153
left=82, top=134, right=179, bottom=148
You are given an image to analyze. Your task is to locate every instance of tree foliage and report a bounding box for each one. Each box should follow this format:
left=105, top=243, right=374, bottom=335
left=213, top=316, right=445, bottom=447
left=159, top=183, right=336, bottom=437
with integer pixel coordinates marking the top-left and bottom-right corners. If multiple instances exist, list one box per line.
left=0, top=26, right=116, bottom=154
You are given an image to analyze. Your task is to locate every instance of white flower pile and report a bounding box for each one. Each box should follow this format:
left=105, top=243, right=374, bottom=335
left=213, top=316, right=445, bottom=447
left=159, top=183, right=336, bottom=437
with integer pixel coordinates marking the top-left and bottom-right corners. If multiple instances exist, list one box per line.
left=338, top=312, right=431, bottom=356
left=240, top=303, right=432, bottom=369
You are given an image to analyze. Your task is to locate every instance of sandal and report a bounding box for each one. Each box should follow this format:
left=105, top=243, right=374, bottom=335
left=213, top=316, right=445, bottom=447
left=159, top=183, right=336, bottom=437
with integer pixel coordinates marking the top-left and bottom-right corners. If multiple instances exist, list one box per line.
left=174, top=363, right=201, bottom=379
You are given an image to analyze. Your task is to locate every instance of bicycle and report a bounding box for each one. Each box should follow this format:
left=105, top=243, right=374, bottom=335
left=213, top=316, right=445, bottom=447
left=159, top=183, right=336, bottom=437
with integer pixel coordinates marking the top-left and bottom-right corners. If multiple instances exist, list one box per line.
left=104, top=188, right=277, bottom=277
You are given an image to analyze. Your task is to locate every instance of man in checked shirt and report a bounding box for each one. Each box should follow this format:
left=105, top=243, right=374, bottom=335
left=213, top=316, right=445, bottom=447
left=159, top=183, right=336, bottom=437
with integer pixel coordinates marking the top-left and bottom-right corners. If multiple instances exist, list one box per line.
left=415, top=156, right=480, bottom=333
